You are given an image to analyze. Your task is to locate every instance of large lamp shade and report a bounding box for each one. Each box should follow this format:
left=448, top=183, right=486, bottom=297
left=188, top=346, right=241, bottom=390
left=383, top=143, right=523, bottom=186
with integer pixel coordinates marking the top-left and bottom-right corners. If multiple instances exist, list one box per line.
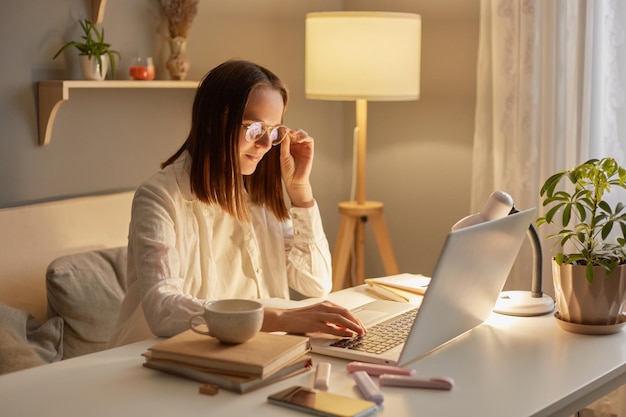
left=305, top=11, right=421, bottom=101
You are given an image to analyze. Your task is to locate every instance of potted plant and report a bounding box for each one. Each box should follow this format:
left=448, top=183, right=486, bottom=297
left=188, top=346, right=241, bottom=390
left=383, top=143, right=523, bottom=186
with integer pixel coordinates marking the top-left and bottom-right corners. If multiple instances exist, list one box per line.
left=537, top=157, right=626, bottom=332
left=53, top=19, right=120, bottom=80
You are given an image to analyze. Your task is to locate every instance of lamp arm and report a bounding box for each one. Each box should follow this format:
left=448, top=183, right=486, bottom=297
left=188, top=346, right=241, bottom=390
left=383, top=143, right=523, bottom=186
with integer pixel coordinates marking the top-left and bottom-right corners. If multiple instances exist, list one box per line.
left=510, top=206, right=543, bottom=298
left=527, top=223, right=543, bottom=298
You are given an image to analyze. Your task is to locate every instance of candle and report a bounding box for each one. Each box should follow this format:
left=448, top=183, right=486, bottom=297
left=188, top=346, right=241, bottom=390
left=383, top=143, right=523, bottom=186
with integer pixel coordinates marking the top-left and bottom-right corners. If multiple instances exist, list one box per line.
left=130, top=57, right=155, bottom=80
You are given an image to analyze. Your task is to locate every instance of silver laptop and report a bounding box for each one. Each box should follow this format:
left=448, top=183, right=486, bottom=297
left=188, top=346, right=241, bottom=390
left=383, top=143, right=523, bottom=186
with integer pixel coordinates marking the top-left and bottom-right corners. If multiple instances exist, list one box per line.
left=310, top=208, right=536, bottom=366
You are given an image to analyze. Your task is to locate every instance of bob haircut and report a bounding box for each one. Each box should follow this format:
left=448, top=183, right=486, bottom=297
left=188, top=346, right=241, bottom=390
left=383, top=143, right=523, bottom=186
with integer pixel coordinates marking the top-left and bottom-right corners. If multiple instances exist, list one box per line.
left=162, top=60, right=290, bottom=221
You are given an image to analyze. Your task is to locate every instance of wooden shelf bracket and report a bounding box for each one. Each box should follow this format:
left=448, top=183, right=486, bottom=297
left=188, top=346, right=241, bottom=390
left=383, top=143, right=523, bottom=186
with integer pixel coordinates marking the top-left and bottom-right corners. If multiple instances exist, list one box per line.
left=37, top=82, right=70, bottom=146
left=92, top=0, right=107, bottom=24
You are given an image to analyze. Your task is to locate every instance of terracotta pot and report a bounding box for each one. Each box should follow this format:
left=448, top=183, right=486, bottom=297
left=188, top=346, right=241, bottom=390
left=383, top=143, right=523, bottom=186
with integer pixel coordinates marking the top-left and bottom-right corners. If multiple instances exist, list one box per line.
left=552, top=259, right=626, bottom=325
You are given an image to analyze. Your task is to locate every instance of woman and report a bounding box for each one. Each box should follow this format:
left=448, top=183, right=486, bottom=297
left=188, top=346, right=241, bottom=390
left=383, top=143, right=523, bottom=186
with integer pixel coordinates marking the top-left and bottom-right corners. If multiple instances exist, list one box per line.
left=109, top=60, right=365, bottom=347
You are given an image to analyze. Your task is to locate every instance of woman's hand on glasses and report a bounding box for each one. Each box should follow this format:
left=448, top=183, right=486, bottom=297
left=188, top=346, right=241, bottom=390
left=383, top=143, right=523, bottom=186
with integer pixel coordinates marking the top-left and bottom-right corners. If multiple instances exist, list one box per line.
left=280, top=128, right=315, bottom=208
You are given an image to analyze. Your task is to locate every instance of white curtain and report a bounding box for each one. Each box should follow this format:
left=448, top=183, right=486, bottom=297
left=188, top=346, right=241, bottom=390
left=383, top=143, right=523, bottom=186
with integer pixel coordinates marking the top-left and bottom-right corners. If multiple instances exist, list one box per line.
left=473, top=0, right=626, bottom=294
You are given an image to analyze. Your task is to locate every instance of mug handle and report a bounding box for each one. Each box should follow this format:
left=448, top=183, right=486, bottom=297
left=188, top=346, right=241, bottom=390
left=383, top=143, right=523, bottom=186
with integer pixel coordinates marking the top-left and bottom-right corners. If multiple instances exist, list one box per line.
left=189, top=313, right=211, bottom=335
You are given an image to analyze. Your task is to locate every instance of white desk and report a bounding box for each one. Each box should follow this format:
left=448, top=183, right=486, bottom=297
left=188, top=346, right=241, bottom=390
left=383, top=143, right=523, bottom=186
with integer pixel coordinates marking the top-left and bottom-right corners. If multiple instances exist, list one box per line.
left=1, top=286, right=624, bottom=417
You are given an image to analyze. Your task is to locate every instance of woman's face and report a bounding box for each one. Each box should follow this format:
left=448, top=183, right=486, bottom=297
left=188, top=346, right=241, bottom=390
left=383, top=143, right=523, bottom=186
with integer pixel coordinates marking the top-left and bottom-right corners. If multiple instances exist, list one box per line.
left=239, top=87, right=285, bottom=175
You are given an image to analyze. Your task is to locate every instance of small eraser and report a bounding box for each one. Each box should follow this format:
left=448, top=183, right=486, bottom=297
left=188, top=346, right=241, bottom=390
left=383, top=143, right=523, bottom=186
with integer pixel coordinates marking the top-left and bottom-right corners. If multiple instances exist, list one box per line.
left=346, top=361, right=416, bottom=377
left=379, top=374, right=454, bottom=390
left=314, top=362, right=331, bottom=391
left=198, top=384, right=219, bottom=395
left=352, top=370, right=384, bottom=405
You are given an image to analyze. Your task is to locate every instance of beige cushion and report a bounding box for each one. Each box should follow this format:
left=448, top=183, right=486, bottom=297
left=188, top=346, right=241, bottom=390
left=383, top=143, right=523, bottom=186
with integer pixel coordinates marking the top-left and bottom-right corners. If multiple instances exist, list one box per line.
left=0, top=302, right=63, bottom=374
left=0, top=191, right=134, bottom=324
left=46, top=247, right=127, bottom=359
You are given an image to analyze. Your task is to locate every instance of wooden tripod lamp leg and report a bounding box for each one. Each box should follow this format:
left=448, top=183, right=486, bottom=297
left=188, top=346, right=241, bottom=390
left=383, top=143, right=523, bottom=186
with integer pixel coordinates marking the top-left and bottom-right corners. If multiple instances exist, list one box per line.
left=369, top=212, right=399, bottom=276
left=332, top=201, right=399, bottom=290
left=332, top=213, right=358, bottom=291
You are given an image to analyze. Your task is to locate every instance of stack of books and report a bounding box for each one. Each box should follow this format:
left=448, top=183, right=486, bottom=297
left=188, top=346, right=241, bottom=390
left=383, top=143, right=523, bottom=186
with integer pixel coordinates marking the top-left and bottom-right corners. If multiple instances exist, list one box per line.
left=364, top=273, right=431, bottom=303
left=142, top=329, right=312, bottom=394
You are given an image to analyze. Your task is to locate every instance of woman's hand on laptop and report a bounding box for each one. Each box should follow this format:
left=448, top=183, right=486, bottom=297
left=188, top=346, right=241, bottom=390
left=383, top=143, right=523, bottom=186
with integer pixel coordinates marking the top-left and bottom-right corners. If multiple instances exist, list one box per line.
left=262, top=301, right=366, bottom=337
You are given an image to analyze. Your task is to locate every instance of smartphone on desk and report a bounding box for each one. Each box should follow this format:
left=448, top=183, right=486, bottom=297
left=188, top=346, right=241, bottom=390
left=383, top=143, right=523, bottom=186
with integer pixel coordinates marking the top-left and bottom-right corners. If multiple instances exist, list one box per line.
left=267, top=385, right=378, bottom=417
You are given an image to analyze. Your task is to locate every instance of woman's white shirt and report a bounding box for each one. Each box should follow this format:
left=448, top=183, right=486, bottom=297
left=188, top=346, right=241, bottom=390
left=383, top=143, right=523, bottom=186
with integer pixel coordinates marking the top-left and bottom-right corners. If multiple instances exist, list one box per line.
left=109, top=152, right=331, bottom=347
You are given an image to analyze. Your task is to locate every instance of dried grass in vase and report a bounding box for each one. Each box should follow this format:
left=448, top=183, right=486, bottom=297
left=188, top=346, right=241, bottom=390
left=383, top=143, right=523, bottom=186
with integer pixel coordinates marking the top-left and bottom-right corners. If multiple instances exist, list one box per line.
left=160, top=0, right=199, bottom=38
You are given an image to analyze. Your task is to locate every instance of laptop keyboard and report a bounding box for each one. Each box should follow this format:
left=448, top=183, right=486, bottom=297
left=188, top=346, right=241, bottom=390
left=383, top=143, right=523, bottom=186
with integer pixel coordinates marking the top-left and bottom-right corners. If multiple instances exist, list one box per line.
left=330, top=308, right=418, bottom=354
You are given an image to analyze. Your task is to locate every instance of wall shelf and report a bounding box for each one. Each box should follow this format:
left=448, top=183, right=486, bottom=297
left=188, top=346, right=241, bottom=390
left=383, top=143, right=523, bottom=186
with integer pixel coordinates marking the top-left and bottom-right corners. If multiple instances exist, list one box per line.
left=37, top=80, right=199, bottom=146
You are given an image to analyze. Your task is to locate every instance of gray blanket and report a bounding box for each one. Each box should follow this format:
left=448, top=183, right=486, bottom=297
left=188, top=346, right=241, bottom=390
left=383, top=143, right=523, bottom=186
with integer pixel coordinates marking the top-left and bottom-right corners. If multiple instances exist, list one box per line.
left=0, top=302, right=63, bottom=374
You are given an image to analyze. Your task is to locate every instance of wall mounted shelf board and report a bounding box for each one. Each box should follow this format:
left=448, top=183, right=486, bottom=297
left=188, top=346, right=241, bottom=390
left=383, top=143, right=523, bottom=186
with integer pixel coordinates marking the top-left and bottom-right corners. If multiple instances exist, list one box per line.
left=37, top=80, right=199, bottom=146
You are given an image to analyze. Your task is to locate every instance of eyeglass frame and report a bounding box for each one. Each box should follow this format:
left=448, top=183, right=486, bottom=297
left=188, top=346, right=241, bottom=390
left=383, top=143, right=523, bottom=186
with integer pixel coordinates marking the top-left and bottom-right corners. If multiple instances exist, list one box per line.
left=241, top=121, right=289, bottom=146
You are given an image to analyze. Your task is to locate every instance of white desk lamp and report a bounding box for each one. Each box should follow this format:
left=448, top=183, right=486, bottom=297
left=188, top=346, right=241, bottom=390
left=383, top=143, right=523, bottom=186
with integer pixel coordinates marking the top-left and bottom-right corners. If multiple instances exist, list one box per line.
left=305, top=11, right=422, bottom=290
left=452, top=191, right=555, bottom=316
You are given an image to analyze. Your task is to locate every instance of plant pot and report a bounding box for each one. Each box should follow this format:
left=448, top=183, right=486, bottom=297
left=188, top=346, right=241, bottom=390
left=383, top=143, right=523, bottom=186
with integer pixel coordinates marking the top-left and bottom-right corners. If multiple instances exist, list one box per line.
left=79, top=55, right=109, bottom=81
left=552, top=259, right=626, bottom=331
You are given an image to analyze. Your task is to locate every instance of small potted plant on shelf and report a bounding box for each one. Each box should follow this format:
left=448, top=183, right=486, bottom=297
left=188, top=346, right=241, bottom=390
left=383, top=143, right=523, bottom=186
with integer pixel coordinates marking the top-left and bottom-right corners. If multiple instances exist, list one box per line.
left=53, top=19, right=120, bottom=81
left=537, top=157, right=626, bottom=333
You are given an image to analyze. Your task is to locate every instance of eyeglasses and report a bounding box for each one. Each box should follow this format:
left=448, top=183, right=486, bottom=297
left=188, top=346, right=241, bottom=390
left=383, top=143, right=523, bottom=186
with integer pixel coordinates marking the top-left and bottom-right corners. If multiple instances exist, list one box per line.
left=242, top=121, right=289, bottom=146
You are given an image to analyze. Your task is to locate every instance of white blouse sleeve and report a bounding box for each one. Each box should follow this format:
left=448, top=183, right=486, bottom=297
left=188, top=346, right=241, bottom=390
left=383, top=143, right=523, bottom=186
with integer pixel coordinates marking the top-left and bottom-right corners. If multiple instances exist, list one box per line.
left=128, top=184, right=204, bottom=338
left=283, top=202, right=332, bottom=297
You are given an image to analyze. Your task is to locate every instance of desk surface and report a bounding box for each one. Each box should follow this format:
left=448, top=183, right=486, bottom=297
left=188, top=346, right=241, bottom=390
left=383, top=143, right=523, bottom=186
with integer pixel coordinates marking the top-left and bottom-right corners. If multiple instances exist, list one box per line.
left=1, top=287, right=624, bottom=417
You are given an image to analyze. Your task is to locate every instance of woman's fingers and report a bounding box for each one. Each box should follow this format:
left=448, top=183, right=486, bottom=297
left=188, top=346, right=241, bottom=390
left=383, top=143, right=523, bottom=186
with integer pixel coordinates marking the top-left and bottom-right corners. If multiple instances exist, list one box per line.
left=263, top=301, right=366, bottom=337
left=292, top=300, right=366, bottom=336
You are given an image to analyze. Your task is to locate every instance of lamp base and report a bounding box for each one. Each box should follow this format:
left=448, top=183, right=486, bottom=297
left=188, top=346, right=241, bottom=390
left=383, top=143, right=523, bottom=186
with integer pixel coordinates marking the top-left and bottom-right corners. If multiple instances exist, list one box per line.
left=493, top=290, right=555, bottom=316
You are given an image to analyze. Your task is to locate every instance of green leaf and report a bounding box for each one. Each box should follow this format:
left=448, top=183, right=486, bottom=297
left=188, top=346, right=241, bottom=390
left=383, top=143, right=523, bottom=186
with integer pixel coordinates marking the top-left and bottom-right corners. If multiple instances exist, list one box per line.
left=562, top=205, right=572, bottom=226
left=598, top=200, right=611, bottom=213
left=574, top=202, right=587, bottom=222
left=585, top=263, right=594, bottom=283
left=601, top=222, right=613, bottom=240
left=540, top=172, right=566, bottom=196
left=544, top=204, right=563, bottom=223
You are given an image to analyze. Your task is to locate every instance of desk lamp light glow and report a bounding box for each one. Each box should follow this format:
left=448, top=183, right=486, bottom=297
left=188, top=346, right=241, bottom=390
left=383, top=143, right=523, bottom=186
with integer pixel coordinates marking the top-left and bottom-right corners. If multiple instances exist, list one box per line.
left=452, top=191, right=555, bottom=316
left=305, top=11, right=422, bottom=290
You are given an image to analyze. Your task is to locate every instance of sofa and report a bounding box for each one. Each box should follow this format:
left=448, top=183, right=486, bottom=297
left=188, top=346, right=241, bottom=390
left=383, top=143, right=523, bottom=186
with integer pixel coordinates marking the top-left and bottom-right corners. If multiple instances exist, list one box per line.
left=0, top=191, right=134, bottom=374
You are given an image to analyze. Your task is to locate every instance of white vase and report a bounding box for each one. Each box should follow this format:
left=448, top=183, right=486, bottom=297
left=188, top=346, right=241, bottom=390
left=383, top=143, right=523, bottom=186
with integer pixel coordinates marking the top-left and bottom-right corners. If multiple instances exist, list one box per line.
left=79, top=55, right=109, bottom=81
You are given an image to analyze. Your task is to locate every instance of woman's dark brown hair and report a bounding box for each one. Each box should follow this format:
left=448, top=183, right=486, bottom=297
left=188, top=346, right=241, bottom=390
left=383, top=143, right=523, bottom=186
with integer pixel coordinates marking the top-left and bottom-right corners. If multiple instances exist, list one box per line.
left=162, top=60, right=289, bottom=221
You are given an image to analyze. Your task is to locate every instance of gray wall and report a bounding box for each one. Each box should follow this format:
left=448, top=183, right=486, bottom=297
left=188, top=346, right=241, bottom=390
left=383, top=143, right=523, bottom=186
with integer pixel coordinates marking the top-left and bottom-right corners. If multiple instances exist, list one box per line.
left=0, top=0, right=479, bottom=279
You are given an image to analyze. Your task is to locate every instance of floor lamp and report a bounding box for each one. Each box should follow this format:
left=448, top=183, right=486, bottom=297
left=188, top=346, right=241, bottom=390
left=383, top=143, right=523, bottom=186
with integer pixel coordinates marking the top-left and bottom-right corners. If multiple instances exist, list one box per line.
left=305, top=12, right=422, bottom=290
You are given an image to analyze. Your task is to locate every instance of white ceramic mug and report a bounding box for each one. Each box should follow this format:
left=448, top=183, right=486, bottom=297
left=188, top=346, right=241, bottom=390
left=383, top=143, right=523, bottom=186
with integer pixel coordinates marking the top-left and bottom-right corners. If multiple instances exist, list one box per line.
left=189, top=299, right=264, bottom=344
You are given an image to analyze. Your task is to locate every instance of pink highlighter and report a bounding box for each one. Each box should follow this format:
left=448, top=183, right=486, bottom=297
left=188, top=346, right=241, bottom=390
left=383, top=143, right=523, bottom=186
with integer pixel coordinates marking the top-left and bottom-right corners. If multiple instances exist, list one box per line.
left=346, top=361, right=416, bottom=377
left=352, top=371, right=384, bottom=405
left=379, top=374, right=455, bottom=390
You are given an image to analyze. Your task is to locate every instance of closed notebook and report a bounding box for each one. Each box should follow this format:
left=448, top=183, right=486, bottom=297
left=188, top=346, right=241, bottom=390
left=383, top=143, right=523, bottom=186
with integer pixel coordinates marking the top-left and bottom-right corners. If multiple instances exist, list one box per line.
left=142, top=352, right=313, bottom=394
left=365, top=273, right=430, bottom=295
left=365, top=283, right=425, bottom=304
left=147, top=329, right=311, bottom=378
